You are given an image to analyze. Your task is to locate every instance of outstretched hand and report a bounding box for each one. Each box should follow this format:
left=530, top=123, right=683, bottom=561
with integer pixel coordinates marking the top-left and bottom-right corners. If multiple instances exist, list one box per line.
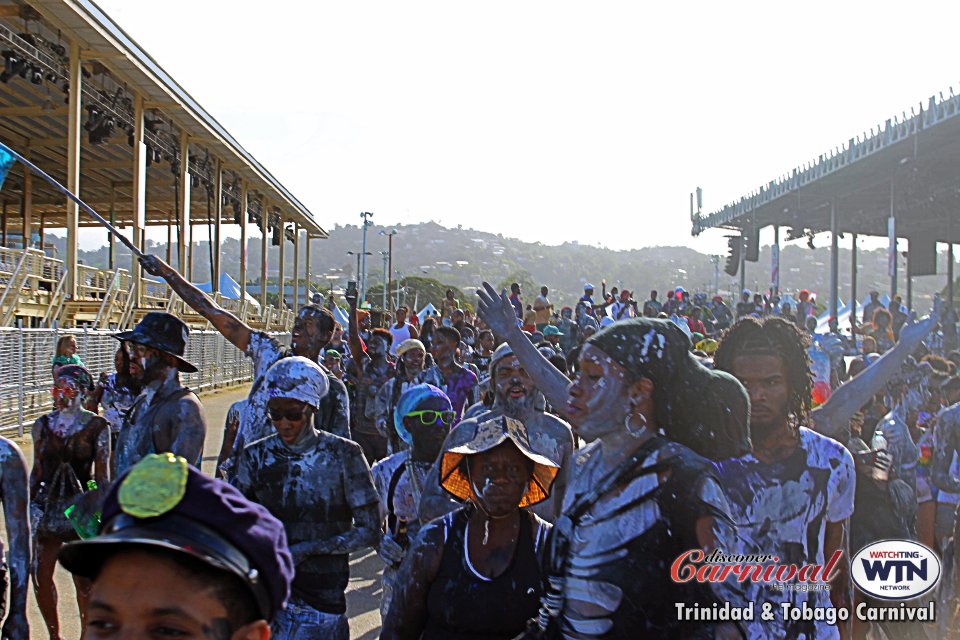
left=476, top=282, right=518, bottom=338
left=900, top=293, right=941, bottom=344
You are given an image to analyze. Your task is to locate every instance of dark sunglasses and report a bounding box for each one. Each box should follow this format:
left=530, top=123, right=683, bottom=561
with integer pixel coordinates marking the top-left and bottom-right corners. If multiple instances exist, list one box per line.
left=404, top=410, right=456, bottom=425
left=268, top=407, right=310, bottom=422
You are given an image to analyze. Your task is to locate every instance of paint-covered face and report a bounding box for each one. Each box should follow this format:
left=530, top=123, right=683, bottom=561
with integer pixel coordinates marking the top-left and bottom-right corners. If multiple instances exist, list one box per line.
left=903, top=384, right=930, bottom=425
left=85, top=550, right=260, bottom=640
left=730, top=354, right=790, bottom=441
left=480, top=333, right=495, bottom=352
left=367, top=336, right=388, bottom=359
left=52, top=377, right=84, bottom=411
left=401, top=347, right=426, bottom=375
left=128, top=343, right=168, bottom=384
left=494, top=356, right=535, bottom=415
left=291, top=312, right=331, bottom=357
left=431, top=335, right=456, bottom=366
left=267, top=397, right=312, bottom=445
left=568, top=344, right=630, bottom=441
left=466, top=441, right=533, bottom=518
left=403, top=395, right=452, bottom=460
left=561, top=308, right=572, bottom=320
left=322, top=355, right=343, bottom=379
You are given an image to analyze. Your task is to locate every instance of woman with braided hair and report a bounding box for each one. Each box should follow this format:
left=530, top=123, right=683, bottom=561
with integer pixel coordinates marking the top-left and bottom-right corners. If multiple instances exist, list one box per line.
left=476, top=282, right=750, bottom=639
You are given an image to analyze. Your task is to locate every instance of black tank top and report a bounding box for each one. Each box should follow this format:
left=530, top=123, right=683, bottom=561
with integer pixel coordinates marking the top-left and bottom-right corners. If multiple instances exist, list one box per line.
left=423, top=507, right=548, bottom=640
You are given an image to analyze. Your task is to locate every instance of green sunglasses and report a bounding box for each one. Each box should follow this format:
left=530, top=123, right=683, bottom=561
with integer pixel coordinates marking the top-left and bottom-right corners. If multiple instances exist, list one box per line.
left=405, top=409, right=456, bottom=425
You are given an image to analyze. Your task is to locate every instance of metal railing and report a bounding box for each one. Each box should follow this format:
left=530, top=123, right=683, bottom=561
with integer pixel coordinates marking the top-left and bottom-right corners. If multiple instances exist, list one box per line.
left=0, top=326, right=290, bottom=436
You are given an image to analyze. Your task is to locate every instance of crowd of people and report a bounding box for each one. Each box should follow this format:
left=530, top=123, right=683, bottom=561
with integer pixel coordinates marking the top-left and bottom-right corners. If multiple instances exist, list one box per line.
left=3, top=258, right=960, bottom=639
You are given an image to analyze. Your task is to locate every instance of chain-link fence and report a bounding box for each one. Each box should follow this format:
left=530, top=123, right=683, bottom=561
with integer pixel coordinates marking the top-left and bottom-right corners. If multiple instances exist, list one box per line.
left=0, top=327, right=290, bottom=437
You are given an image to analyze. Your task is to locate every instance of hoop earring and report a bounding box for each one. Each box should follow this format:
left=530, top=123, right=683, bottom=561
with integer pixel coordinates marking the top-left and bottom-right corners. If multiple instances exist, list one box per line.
left=624, top=412, right=648, bottom=438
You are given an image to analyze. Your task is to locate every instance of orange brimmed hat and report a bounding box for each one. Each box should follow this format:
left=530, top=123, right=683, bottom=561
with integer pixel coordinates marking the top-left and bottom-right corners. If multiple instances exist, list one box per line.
left=440, top=415, right=559, bottom=508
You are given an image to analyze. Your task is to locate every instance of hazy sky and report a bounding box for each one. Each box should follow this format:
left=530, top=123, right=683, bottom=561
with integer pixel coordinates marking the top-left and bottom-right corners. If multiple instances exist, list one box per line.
left=79, top=0, right=960, bottom=255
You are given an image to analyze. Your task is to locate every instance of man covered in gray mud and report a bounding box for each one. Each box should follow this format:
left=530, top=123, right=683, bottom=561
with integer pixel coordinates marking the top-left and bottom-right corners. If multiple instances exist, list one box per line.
left=419, top=341, right=573, bottom=523
left=234, top=356, right=379, bottom=640
left=138, top=254, right=349, bottom=476
left=113, top=312, right=205, bottom=477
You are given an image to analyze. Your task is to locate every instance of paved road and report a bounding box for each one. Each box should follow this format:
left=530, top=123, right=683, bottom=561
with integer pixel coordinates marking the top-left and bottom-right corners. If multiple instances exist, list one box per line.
left=4, top=387, right=385, bottom=639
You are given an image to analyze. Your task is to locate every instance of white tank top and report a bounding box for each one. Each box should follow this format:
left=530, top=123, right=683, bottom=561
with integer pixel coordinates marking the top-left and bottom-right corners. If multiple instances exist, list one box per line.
left=389, top=323, right=413, bottom=354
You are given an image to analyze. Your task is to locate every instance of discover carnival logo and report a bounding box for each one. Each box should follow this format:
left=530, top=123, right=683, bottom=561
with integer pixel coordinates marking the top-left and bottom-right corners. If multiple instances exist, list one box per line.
left=850, top=540, right=941, bottom=600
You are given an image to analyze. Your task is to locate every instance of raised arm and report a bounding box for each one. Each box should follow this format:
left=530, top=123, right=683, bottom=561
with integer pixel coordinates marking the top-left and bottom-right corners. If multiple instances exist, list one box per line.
left=933, top=408, right=960, bottom=494
left=345, top=291, right=366, bottom=378
left=139, top=254, right=254, bottom=353
left=812, top=296, right=941, bottom=440
left=476, top=282, right=571, bottom=415
left=0, top=440, right=29, bottom=640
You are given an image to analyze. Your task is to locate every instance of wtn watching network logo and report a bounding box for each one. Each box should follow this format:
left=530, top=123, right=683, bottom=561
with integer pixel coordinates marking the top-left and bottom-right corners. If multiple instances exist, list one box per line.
left=850, top=540, right=941, bottom=600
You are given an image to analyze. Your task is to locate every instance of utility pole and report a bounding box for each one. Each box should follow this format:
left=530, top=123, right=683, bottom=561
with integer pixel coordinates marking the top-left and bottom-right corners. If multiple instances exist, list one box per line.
left=380, top=228, right=397, bottom=312
left=381, top=251, right=389, bottom=311
left=360, top=211, right=374, bottom=305
left=709, top=255, right=720, bottom=294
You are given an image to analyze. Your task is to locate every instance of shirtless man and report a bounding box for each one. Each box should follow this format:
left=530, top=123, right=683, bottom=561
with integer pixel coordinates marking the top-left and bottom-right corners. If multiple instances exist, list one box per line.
left=31, top=365, right=110, bottom=639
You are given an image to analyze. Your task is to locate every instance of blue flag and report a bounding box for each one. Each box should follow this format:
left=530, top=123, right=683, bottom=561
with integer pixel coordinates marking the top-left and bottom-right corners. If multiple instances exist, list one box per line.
left=0, top=146, right=14, bottom=193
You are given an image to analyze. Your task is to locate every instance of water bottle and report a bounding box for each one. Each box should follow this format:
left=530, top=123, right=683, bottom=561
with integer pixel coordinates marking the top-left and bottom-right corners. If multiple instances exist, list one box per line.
left=871, top=429, right=891, bottom=482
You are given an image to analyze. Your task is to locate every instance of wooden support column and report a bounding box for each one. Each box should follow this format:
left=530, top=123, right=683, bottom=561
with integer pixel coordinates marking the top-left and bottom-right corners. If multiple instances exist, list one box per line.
left=239, top=183, right=248, bottom=303
left=278, top=213, right=285, bottom=311
left=131, top=95, right=146, bottom=306
left=305, top=232, right=312, bottom=307
left=178, top=132, right=191, bottom=277
left=212, top=160, right=222, bottom=294
left=65, top=40, right=82, bottom=300
left=166, top=213, right=173, bottom=264
left=292, top=223, right=300, bottom=314
left=260, top=199, right=269, bottom=310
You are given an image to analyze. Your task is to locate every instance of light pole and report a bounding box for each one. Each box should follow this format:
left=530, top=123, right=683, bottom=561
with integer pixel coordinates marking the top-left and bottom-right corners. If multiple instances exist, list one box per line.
left=360, top=211, right=374, bottom=305
left=347, top=250, right=371, bottom=286
left=380, top=251, right=389, bottom=311
left=380, top=228, right=398, bottom=312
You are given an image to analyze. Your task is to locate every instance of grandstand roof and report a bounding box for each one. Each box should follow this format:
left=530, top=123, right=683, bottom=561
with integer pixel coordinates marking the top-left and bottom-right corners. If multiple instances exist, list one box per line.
left=692, top=88, right=960, bottom=242
left=0, top=0, right=325, bottom=236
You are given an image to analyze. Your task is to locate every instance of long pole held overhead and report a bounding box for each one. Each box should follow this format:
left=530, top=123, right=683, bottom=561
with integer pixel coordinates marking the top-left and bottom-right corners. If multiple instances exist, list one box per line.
left=0, top=140, right=145, bottom=260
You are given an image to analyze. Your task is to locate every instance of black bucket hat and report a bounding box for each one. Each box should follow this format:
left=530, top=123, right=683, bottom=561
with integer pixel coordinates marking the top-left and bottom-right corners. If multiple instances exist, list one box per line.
left=115, top=312, right=198, bottom=373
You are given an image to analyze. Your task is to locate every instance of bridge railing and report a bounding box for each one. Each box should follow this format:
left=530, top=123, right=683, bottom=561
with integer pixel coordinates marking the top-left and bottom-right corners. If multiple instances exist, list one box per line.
left=0, top=326, right=290, bottom=437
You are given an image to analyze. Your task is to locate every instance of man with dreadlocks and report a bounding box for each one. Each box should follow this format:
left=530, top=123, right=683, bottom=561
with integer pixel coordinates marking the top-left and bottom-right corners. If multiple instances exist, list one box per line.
left=714, top=317, right=855, bottom=640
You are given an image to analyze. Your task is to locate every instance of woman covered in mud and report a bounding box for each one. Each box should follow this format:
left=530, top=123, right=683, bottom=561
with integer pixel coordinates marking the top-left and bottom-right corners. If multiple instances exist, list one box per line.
left=381, top=414, right=558, bottom=640
left=30, top=364, right=110, bottom=639
left=475, top=282, right=751, bottom=639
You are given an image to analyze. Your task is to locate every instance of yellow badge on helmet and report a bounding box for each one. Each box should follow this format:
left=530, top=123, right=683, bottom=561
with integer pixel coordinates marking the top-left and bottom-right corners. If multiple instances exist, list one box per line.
left=118, top=453, right=189, bottom=518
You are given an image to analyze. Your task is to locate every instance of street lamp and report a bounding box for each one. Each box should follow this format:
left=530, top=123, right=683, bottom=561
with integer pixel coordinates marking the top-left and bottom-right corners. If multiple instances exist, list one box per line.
left=380, top=228, right=398, bottom=312
left=380, top=251, right=390, bottom=311
left=360, top=212, right=374, bottom=304
left=347, top=250, right=371, bottom=285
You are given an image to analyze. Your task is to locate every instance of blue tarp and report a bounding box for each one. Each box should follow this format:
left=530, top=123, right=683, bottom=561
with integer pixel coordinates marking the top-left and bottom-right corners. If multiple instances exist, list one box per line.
left=193, top=273, right=261, bottom=308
